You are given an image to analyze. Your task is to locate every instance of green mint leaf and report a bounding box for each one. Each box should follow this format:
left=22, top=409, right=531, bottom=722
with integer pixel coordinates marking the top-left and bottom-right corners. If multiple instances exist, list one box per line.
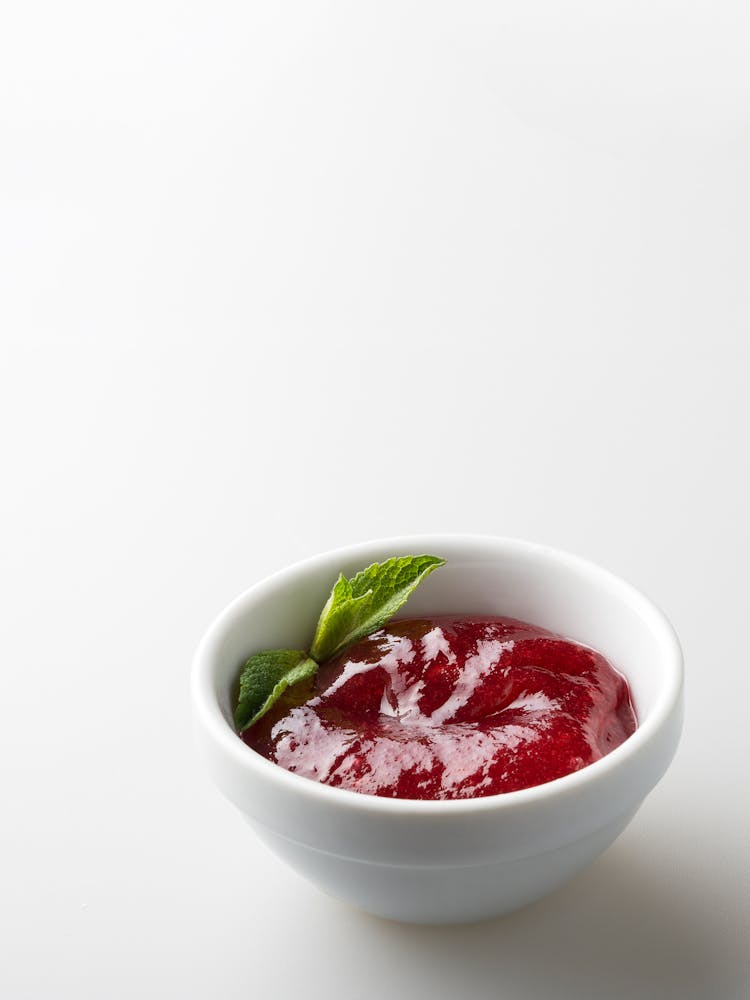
left=234, top=554, right=445, bottom=734
left=235, top=650, right=317, bottom=733
left=309, top=555, right=445, bottom=663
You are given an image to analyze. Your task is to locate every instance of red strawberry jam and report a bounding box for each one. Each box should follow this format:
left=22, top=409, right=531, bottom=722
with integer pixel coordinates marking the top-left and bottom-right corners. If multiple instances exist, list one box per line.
left=243, top=617, right=637, bottom=800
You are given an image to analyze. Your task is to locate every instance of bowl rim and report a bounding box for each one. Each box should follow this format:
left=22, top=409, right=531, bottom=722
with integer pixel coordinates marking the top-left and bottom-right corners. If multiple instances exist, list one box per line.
left=191, top=533, right=684, bottom=816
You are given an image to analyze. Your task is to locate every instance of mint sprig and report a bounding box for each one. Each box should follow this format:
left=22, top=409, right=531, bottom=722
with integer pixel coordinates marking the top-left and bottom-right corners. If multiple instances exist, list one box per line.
left=234, top=650, right=318, bottom=733
left=309, top=555, right=446, bottom=662
left=234, top=554, right=445, bottom=733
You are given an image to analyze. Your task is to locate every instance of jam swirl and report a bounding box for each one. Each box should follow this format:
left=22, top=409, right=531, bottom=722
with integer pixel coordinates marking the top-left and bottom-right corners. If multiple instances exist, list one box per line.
left=243, top=616, right=637, bottom=800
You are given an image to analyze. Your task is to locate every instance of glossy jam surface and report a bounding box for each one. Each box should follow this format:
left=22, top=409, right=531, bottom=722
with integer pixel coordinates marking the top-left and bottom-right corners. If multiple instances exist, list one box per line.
left=243, top=617, right=637, bottom=800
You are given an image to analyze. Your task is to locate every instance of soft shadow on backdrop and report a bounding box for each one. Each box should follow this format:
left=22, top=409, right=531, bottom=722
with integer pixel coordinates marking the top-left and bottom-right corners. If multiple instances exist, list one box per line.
left=325, top=834, right=744, bottom=1000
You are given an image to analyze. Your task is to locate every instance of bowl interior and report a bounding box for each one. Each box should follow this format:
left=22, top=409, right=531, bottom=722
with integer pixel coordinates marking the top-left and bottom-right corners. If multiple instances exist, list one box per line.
left=203, top=536, right=680, bottom=738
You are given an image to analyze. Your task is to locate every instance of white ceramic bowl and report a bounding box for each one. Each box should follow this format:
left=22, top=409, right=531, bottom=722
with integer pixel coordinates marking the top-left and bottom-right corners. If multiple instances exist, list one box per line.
left=191, top=536, right=683, bottom=924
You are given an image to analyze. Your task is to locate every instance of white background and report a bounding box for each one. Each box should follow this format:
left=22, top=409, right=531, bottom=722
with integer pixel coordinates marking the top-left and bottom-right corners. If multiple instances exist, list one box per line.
left=2, top=2, right=749, bottom=997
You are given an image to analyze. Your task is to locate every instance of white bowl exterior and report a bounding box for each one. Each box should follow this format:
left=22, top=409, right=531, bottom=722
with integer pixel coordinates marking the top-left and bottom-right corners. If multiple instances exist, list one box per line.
left=192, top=536, right=683, bottom=921
left=249, top=808, right=639, bottom=924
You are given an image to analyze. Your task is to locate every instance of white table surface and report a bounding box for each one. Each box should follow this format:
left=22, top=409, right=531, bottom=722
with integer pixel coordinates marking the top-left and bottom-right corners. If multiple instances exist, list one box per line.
left=2, top=3, right=749, bottom=997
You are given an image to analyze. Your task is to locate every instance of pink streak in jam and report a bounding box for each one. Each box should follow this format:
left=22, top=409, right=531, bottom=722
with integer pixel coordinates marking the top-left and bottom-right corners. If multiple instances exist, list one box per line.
left=242, top=616, right=637, bottom=800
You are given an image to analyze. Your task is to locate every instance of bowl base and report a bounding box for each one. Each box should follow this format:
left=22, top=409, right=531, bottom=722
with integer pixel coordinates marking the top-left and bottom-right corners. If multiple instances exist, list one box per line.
left=250, top=808, right=638, bottom=925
